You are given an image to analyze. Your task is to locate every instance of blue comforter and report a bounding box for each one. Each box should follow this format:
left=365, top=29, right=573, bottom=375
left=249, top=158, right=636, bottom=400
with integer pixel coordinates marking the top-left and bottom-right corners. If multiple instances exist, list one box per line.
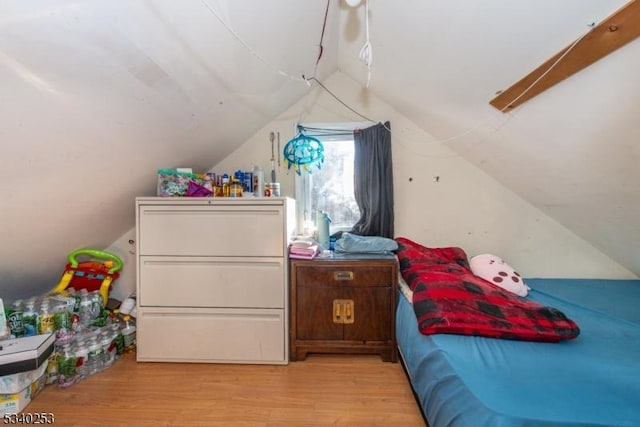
left=397, top=278, right=640, bottom=427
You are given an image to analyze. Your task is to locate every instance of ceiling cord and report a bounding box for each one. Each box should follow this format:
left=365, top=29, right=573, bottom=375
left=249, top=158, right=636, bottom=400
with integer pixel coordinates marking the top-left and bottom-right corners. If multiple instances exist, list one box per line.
left=199, top=0, right=307, bottom=83
left=200, top=0, right=598, bottom=148
left=305, top=76, right=377, bottom=124
left=313, top=0, right=332, bottom=79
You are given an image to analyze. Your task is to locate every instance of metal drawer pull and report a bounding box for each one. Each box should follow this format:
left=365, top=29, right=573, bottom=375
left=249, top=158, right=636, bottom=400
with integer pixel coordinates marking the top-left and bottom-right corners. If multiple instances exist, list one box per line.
left=334, top=271, right=354, bottom=280
left=344, top=301, right=353, bottom=322
left=332, top=299, right=354, bottom=324
left=334, top=300, right=342, bottom=322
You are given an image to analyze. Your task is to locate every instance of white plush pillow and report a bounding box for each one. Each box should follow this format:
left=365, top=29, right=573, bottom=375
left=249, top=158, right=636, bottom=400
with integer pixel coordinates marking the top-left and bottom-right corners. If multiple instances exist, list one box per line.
left=470, top=254, right=530, bottom=297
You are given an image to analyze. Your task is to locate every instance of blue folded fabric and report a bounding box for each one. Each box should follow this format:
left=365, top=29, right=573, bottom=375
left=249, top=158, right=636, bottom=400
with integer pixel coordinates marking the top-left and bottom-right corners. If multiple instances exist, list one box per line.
left=334, top=232, right=398, bottom=253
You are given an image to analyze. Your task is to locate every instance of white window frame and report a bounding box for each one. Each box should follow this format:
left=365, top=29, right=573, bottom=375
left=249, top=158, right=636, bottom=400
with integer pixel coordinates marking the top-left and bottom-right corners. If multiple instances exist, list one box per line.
left=293, top=122, right=370, bottom=237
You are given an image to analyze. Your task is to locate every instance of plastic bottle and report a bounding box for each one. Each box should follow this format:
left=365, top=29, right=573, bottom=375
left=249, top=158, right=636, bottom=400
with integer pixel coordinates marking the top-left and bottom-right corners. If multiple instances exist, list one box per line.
left=253, top=165, right=264, bottom=197
left=57, top=344, right=78, bottom=388
left=100, top=331, right=116, bottom=368
left=66, top=288, right=82, bottom=314
left=121, top=315, right=136, bottom=353
left=45, top=350, right=59, bottom=385
left=234, top=170, right=245, bottom=190
left=89, top=290, right=104, bottom=324
left=316, top=210, right=331, bottom=250
left=7, top=300, right=25, bottom=338
left=73, top=341, right=89, bottom=381
left=222, top=173, right=230, bottom=197
left=243, top=170, right=254, bottom=193
left=87, top=337, right=105, bottom=375
left=203, top=174, right=213, bottom=195
left=229, top=178, right=243, bottom=197
left=22, top=298, right=39, bottom=337
left=53, top=303, right=74, bottom=344
left=38, top=301, right=55, bottom=334
left=109, top=322, right=125, bottom=357
left=78, top=289, right=92, bottom=327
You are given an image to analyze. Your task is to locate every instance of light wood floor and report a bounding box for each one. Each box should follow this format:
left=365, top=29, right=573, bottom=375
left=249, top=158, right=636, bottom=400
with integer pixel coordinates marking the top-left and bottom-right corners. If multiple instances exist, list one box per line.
left=27, top=353, right=426, bottom=427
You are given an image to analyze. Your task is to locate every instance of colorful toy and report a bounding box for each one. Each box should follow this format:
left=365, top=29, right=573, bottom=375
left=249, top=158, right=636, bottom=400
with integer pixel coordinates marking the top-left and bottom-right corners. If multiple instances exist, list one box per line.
left=51, top=249, right=123, bottom=305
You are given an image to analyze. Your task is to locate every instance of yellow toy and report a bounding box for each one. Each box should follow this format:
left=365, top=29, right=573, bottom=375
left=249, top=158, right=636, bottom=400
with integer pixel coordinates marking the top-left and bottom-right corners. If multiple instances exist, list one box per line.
left=52, top=249, right=123, bottom=306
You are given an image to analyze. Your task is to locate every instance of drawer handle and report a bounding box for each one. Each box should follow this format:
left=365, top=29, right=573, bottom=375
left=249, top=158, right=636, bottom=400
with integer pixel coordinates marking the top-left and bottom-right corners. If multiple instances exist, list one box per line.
left=333, top=300, right=342, bottom=322
left=334, top=271, right=354, bottom=281
left=332, top=299, right=355, bottom=324
left=344, top=301, right=353, bottom=323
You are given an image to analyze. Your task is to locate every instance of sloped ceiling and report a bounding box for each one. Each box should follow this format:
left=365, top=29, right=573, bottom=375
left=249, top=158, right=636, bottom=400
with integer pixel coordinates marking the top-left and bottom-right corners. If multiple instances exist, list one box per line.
left=1, top=0, right=638, bottom=300
left=0, top=0, right=339, bottom=298
left=337, top=0, right=639, bottom=273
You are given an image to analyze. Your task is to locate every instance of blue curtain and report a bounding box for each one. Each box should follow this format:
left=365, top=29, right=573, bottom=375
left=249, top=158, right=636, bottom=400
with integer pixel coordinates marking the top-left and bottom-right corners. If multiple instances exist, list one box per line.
left=350, top=121, right=394, bottom=238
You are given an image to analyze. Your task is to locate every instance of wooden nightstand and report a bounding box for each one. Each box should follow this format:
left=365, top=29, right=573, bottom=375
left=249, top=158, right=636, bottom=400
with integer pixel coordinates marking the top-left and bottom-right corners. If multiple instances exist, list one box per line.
left=289, top=255, right=398, bottom=362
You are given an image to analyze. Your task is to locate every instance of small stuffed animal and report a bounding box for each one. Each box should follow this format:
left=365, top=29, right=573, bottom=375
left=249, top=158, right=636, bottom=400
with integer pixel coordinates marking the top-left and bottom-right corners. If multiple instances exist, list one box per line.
left=470, top=254, right=530, bottom=297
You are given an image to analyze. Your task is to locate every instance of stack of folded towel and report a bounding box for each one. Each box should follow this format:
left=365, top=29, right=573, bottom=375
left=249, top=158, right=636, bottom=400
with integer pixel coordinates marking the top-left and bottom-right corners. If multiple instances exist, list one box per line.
left=289, top=239, right=319, bottom=259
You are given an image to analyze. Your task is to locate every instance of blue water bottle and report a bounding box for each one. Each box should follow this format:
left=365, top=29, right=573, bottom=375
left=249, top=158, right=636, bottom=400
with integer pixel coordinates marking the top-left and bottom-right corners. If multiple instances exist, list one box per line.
left=316, top=211, right=331, bottom=251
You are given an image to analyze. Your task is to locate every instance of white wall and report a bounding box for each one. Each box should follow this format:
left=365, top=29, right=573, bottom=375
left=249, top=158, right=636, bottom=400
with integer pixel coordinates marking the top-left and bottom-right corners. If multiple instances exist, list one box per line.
left=215, top=71, right=636, bottom=279
left=104, top=229, right=137, bottom=303
left=110, top=69, right=635, bottom=301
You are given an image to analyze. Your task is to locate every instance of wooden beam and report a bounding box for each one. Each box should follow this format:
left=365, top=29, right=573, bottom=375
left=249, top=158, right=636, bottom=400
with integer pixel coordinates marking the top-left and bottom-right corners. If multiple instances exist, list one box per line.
left=490, top=0, right=640, bottom=112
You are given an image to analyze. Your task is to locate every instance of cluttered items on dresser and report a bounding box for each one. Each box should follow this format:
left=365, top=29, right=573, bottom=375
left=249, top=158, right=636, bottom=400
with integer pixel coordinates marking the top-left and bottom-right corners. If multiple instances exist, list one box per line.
left=156, top=167, right=280, bottom=198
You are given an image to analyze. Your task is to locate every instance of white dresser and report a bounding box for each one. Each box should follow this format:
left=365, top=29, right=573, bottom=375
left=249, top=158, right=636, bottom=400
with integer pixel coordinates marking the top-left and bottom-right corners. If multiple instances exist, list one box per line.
left=135, top=197, right=295, bottom=364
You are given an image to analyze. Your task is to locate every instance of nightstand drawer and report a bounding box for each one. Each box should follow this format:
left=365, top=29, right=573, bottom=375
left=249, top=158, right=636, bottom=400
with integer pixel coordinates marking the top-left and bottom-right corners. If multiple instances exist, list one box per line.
left=295, top=264, right=394, bottom=287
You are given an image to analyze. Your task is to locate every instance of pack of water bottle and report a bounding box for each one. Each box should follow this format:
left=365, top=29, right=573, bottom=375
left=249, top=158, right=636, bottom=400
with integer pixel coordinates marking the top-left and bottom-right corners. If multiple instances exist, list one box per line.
left=51, top=309, right=137, bottom=388
left=7, top=288, right=136, bottom=388
left=8, top=289, right=105, bottom=340
left=54, top=322, right=124, bottom=388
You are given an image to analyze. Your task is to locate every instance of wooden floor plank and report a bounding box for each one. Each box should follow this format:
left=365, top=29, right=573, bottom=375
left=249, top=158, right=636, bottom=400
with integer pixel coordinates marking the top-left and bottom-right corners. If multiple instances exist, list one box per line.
left=26, top=353, right=426, bottom=426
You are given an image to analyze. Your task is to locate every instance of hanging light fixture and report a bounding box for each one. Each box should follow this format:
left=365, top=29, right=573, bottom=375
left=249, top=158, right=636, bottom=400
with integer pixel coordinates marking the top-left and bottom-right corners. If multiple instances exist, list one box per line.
left=343, top=0, right=372, bottom=86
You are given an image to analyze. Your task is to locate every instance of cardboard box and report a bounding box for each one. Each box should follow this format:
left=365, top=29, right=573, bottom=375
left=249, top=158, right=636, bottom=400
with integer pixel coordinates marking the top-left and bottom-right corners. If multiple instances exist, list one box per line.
left=0, top=360, right=47, bottom=415
left=0, top=385, right=31, bottom=415
left=0, top=334, right=55, bottom=377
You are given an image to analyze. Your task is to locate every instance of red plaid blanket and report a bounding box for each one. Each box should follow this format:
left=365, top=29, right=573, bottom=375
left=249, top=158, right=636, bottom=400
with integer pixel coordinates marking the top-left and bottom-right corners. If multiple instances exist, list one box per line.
left=396, top=237, right=580, bottom=342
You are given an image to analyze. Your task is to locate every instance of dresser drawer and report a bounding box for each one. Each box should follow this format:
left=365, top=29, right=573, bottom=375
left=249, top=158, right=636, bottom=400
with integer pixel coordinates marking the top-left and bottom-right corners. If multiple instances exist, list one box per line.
left=295, top=263, right=394, bottom=287
left=138, top=204, right=284, bottom=256
left=139, top=256, right=285, bottom=308
left=136, top=307, right=286, bottom=364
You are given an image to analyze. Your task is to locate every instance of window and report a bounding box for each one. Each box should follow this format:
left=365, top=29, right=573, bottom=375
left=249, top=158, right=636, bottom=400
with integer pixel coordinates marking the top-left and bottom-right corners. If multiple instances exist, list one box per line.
left=294, top=125, right=363, bottom=237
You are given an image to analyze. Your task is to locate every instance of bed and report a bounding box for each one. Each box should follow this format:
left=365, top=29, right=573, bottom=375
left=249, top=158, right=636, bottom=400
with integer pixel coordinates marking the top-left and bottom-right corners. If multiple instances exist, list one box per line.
left=395, top=238, right=640, bottom=427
